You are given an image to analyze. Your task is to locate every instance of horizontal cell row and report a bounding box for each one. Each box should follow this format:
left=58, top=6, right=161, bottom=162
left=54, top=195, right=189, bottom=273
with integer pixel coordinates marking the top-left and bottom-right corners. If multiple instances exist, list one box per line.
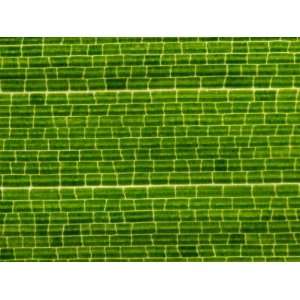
left=1, top=89, right=299, bottom=106
left=3, top=114, right=300, bottom=128
left=1, top=125, right=300, bottom=140
left=3, top=197, right=300, bottom=211
left=4, top=53, right=300, bottom=68
left=2, top=170, right=300, bottom=186
left=0, top=37, right=298, bottom=45
left=3, top=76, right=300, bottom=91
left=2, top=103, right=300, bottom=117
left=1, top=244, right=300, bottom=261
left=2, top=64, right=300, bottom=79
left=2, top=198, right=300, bottom=212
left=1, top=136, right=300, bottom=151
left=1, top=208, right=300, bottom=222
left=1, top=184, right=299, bottom=200
left=1, top=233, right=300, bottom=249
left=2, top=194, right=300, bottom=211
left=0, top=158, right=298, bottom=176
left=1, top=219, right=300, bottom=233
left=2, top=41, right=300, bottom=57
left=0, top=158, right=299, bottom=174
left=0, top=37, right=233, bottom=46
left=0, top=146, right=299, bottom=161
left=0, top=234, right=300, bottom=252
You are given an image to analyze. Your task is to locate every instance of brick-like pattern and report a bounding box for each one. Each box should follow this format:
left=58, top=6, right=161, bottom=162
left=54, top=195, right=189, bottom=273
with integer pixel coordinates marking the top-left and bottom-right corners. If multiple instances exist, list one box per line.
left=1, top=37, right=300, bottom=261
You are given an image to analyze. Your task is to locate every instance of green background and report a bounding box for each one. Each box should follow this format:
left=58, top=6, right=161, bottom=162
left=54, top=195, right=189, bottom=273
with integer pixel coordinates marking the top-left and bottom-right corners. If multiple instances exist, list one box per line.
left=1, top=37, right=300, bottom=261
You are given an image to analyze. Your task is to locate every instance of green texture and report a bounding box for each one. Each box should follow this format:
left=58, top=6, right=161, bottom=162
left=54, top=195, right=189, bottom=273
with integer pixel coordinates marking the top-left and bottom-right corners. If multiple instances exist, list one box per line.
left=0, top=37, right=300, bottom=261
